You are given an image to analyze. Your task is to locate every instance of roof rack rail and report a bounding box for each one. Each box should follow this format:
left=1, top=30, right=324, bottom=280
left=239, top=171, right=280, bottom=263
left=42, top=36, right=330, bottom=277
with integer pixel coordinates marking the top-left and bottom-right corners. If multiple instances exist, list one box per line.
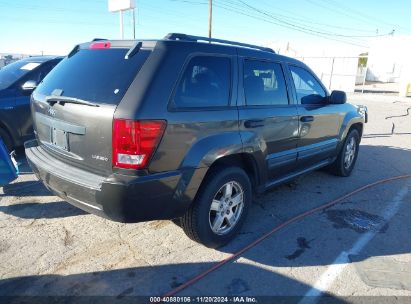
left=164, top=33, right=275, bottom=53
left=92, top=38, right=107, bottom=41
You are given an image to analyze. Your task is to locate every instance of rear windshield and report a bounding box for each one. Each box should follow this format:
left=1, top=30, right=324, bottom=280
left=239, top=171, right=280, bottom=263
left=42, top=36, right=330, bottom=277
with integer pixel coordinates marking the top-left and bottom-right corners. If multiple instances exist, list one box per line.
left=36, top=48, right=151, bottom=105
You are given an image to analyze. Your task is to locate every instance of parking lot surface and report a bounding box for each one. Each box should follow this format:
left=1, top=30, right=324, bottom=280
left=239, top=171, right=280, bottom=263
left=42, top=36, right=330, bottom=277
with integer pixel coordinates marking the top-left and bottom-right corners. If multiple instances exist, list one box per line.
left=1, top=93, right=411, bottom=301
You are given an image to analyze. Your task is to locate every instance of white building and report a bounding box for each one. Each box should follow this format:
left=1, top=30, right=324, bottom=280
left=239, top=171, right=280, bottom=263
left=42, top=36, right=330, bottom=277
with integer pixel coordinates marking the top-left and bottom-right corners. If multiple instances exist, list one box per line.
left=366, top=36, right=411, bottom=83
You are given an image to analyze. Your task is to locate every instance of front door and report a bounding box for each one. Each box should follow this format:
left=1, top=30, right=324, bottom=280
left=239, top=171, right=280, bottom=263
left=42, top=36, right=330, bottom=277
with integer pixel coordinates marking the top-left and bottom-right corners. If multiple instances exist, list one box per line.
left=287, top=65, right=343, bottom=169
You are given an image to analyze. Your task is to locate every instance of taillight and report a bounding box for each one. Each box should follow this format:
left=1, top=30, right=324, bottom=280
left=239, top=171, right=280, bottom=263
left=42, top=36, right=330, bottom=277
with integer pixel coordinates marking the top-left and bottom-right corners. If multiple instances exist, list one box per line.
left=112, top=119, right=166, bottom=169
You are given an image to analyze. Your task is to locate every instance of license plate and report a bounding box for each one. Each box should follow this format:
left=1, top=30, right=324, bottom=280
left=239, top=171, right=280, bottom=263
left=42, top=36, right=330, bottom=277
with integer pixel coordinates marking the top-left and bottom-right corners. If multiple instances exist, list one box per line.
left=50, top=127, right=69, bottom=151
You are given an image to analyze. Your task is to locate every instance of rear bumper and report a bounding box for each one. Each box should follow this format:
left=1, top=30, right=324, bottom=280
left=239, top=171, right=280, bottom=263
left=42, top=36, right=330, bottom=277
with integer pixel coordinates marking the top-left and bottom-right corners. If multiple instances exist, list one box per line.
left=25, top=139, right=197, bottom=223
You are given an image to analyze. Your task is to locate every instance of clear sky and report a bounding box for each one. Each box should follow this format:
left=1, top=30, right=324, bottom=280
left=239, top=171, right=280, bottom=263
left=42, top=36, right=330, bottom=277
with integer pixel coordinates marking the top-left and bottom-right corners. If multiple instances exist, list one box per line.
left=1, top=0, right=410, bottom=56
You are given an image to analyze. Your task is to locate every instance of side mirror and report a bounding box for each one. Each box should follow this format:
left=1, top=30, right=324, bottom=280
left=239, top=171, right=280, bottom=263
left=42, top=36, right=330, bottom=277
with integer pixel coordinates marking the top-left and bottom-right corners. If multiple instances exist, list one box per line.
left=21, top=80, right=38, bottom=91
left=329, top=90, right=347, bottom=104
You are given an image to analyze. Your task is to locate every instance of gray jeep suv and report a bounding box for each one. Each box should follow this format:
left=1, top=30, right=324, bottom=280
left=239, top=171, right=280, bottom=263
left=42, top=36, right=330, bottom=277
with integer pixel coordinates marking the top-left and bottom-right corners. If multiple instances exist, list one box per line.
left=25, top=34, right=366, bottom=248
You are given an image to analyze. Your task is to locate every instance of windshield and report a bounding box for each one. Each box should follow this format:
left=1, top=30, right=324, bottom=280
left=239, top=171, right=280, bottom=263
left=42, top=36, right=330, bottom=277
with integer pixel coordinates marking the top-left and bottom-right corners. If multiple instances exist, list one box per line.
left=36, top=48, right=151, bottom=105
left=0, top=60, right=42, bottom=90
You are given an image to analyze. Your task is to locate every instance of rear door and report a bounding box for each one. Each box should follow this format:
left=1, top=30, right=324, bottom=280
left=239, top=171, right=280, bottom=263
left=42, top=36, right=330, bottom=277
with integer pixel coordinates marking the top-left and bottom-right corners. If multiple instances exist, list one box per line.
left=32, top=44, right=151, bottom=176
left=286, top=65, right=342, bottom=169
left=238, top=57, right=299, bottom=181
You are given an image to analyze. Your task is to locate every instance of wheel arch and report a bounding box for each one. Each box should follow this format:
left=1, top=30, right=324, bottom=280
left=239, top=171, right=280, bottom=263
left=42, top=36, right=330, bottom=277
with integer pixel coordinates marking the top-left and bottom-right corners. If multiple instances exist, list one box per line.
left=337, top=111, right=364, bottom=153
left=206, top=153, right=260, bottom=190
left=348, top=122, right=363, bottom=139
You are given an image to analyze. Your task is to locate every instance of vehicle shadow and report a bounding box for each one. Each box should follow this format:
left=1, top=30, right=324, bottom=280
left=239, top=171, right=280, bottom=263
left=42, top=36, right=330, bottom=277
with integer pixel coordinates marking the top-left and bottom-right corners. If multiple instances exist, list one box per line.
left=0, top=201, right=86, bottom=219
left=1, top=181, right=52, bottom=197
left=0, top=145, right=410, bottom=298
left=0, top=262, right=345, bottom=303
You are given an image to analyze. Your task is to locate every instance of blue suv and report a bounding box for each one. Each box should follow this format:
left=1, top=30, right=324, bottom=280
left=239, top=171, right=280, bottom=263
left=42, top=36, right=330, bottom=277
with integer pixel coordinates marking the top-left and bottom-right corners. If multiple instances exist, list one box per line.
left=0, top=56, right=62, bottom=151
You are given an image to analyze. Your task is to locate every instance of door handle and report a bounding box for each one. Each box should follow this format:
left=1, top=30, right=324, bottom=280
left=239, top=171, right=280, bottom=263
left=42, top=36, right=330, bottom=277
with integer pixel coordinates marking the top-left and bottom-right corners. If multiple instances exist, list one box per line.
left=300, top=116, right=314, bottom=122
left=244, top=119, right=265, bottom=128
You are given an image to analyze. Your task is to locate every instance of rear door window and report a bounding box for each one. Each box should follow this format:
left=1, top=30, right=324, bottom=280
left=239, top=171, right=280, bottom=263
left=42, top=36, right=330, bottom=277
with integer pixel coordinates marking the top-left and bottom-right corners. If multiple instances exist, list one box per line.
left=0, top=60, right=42, bottom=90
left=36, top=48, right=151, bottom=105
left=173, top=56, right=231, bottom=108
left=21, top=61, right=57, bottom=85
left=244, top=60, right=289, bottom=106
left=289, top=66, right=326, bottom=105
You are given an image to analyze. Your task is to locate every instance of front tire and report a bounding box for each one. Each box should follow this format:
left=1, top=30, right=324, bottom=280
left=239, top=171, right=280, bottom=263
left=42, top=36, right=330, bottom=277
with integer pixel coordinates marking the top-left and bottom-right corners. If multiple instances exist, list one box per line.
left=328, top=129, right=360, bottom=177
left=181, top=166, right=252, bottom=248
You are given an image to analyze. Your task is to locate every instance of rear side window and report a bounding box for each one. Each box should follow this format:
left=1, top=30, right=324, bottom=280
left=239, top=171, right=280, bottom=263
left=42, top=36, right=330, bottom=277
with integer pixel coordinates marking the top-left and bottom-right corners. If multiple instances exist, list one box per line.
left=289, top=66, right=326, bottom=105
left=36, top=49, right=150, bottom=105
left=173, top=56, right=231, bottom=108
left=243, top=60, right=289, bottom=106
left=22, top=61, right=59, bottom=85
left=0, top=60, right=42, bottom=90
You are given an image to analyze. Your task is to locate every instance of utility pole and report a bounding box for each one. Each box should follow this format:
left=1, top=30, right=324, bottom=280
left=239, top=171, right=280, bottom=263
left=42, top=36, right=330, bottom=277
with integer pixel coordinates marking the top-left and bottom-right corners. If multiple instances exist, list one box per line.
left=108, top=0, right=135, bottom=40
left=208, top=0, right=212, bottom=39
left=119, top=10, right=124, bottom=39
left=132, top=8, right=136, bottom=39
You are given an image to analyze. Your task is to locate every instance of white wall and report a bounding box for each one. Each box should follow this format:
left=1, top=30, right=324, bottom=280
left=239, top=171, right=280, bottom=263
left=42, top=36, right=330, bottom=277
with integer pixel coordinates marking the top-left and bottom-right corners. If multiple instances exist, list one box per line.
left=265, top=42, right=360, bottom=93
left=367, top=36, right=411, bottom=83
left=293, top=56, right=358, bottom=93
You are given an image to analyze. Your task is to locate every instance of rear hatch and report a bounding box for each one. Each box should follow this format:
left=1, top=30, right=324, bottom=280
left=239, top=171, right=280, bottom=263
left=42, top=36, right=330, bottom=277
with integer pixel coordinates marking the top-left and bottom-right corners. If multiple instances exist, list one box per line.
left=31, top=41, right=152, bottom=176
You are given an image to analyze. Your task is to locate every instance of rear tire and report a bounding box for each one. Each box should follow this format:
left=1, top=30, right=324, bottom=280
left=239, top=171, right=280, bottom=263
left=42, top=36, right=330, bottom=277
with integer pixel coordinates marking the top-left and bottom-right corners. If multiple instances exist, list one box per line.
left=328, top=129, right=360, bottom=177
left=0, top=128, right=13, bottom=153
left=181, top=166, right=252, bottom=248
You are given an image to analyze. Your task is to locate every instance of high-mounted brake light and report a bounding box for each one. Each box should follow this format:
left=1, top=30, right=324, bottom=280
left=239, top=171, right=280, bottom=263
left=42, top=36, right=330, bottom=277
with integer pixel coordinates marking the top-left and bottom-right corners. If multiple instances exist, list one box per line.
left=90, top=42, right=111, bottom=49
left=112, top=119, right=166, bottom=169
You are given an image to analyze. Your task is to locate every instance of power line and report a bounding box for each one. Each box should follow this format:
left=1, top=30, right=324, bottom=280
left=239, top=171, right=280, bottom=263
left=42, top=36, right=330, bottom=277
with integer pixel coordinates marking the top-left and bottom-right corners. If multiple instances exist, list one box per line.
left=317, top=0, right=411, bottom=32
left=236, top=0, right=392, bottom=39
left=212, top=0, right=369, bottom=47
left=167, top=0, right=369, bottom=47
left=229, top=0, right=377, bottom=33
left=0, top=0, right=206, bottom=33
left=251, top=0, right=370, bottom=33
left=221, top=0, right=377, bottom=43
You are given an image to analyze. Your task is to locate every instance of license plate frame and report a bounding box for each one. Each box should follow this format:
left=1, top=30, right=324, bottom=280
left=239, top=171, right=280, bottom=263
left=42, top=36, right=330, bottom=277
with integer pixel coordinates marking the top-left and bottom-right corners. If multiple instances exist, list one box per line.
left=50, top=127, right=69, bottom=151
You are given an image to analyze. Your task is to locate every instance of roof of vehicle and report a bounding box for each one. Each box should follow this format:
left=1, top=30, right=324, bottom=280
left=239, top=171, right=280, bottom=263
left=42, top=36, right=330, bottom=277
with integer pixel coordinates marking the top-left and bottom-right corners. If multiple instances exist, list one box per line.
left=18, top=55, right=63, bottom=63
left=161, top=34, right=305, bottom=66
left=77, top=33, right=304, bottom=67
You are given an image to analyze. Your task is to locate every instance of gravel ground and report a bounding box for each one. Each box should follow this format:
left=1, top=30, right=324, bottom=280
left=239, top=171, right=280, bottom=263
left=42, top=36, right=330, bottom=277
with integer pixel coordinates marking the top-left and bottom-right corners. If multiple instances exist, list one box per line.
left=0, top=93, right=410, bottom=302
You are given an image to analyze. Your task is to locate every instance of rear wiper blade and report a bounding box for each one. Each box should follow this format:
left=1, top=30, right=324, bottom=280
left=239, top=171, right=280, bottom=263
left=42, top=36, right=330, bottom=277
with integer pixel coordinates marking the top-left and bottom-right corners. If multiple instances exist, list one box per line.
left=45, top=96, right=100, bottom=107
